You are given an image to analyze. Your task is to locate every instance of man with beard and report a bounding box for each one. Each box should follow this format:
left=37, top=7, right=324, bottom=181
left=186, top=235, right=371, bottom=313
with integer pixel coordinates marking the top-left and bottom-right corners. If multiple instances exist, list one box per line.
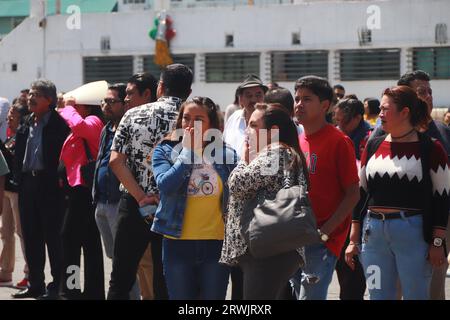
left=92, top=83, right=140, bottom=299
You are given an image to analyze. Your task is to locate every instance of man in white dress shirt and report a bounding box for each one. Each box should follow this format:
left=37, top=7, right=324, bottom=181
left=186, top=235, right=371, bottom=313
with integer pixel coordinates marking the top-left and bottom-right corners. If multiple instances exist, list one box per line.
left=223, top=74, right=268, bottom=158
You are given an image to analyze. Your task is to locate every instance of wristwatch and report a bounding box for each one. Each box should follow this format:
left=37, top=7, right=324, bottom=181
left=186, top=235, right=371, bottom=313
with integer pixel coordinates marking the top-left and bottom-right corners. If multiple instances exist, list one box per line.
left=318, top=229, right=329, bottom=242
left=432, top=237, right=444, bottom=247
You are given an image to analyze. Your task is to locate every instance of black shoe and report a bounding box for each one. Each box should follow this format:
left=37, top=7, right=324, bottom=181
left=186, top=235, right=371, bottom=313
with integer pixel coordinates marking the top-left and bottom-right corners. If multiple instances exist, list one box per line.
left=59, top=291, right=83, bottom=300
left=36, top=291, right=61, bottom=300
left=11, top=288, right=45, bottom=299
left=37, top=285, right=61, bottom=300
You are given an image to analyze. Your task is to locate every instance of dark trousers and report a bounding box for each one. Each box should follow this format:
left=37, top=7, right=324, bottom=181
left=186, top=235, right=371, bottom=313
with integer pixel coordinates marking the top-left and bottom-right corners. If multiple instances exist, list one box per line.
left=60, top=186, right=105, bottom=300
left=230, top=266, right=243, bottom=300
left=239, top=251, right=301, bottom=300
left=18, top=173, right=64, bottom=295
left=107, top=193, right=168, bottom=300
left=335, top=237, right=366, bottom=300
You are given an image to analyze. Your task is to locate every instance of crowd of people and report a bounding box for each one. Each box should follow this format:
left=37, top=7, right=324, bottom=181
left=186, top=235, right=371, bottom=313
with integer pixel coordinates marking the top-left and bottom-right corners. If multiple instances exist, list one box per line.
left=0, top=65, right=448, bottom=300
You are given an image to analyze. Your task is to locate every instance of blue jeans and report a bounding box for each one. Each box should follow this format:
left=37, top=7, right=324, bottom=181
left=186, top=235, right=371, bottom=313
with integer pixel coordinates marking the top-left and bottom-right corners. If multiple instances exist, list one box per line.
left=360, top=212, right=432, bottom=300
left=291, top=243, right=338, bottom=300
left=162, top=239, right=230, bottom=300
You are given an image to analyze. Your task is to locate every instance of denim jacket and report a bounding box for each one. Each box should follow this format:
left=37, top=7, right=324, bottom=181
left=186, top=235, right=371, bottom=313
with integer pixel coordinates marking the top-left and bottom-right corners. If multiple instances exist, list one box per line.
left=151, top=139, right=238, bottom=238
left=92, top=122, right=122, bottom=205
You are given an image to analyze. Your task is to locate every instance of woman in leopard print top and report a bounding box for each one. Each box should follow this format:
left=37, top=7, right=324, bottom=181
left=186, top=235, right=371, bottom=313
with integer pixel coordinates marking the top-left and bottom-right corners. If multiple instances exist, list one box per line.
left=220, top=103, right=309, bottom=300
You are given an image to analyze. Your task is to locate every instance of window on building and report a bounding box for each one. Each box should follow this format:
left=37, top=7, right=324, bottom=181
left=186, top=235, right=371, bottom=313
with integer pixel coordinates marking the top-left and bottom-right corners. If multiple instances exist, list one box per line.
left=291, top=32, right=301, bottom=45
left=204, top=52, right=260, bottom=83
left=435, top=23, right=448, bottom=44
left=143, top=54, right=195, bottom=79
left=271, top=50, right=328, bottom=82
left=339, top=48, right=400, bottom=80
left=225, top=34, right=234, bottom=48
left=100, top=36, right=111, bottom=53
left=83, top=56, right=133, bottom=84
left=0, top=16, right=26, bottom=35
left=358, top=27, right=372, bottom=46
left=413, top=47, right=450, bottom=79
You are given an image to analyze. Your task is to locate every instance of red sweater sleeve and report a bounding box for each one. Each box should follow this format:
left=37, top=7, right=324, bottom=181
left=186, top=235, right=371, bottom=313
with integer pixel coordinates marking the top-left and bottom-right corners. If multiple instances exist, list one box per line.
left=430, top=140, right=450, bottom=229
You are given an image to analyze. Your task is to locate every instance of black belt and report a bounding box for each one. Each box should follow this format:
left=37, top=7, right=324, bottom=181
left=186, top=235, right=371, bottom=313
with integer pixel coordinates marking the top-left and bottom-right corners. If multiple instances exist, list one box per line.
left=368, top=210, right=423, bottom=221
left=24, top=170, right=46, bottom=177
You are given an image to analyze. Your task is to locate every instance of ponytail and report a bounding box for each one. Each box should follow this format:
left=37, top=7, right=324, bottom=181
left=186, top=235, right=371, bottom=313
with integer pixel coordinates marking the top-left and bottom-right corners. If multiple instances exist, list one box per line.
left=382, top=86, right=431, bottom=128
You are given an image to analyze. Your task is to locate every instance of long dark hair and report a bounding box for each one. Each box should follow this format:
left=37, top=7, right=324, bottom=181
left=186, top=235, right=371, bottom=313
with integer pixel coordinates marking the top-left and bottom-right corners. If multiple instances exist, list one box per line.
left=364, top=97, right=380, bottom=116
left=256, top=103, right=309, bottom=184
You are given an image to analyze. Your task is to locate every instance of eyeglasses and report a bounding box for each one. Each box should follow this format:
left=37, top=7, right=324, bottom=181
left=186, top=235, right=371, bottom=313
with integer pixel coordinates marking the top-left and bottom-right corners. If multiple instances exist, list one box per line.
left=101, top=98, right=123, bottom=105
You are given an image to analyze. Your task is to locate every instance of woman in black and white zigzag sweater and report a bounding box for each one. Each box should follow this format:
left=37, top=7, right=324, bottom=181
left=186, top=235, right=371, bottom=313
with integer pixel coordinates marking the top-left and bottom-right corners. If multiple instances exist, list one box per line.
left=345, top=86, right=450, bottom=300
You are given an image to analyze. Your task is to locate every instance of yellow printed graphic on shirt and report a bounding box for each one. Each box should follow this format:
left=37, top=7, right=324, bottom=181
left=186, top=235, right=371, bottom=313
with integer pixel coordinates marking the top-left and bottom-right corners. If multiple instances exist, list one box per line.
left=187, top=164, right=219, bottom=197
left=179, top=164, right=224, bottom=240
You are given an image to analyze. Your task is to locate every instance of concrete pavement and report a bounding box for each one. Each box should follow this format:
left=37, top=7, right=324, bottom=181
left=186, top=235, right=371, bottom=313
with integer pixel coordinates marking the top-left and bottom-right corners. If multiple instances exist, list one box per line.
left=1, top=235, right=449, bottom=300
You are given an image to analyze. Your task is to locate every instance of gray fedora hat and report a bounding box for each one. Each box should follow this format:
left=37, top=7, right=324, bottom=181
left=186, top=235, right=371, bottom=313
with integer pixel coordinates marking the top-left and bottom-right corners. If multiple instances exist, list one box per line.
left=237, top=74, right=268, bottom=94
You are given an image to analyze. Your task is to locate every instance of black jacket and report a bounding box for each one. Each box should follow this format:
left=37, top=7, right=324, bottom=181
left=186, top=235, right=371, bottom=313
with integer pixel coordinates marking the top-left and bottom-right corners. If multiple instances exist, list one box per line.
left=15, top=109, right=70, bottom=185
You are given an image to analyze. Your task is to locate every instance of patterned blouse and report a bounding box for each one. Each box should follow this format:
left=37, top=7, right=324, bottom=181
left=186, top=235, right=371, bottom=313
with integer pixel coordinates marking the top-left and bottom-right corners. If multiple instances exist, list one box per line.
left=220, top=144, right=306, bottom=266
left=111, top=96, right=182, bottom=194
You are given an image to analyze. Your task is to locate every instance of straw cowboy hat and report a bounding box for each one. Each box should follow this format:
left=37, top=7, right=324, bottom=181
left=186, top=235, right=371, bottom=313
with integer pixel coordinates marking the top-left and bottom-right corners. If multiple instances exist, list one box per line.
left=63, top=80, right=108, bottom=106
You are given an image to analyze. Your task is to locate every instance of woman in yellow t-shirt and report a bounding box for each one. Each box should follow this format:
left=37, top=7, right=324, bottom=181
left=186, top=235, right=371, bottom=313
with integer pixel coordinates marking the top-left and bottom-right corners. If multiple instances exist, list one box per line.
left=152, top=97, right=238, bottom=300
left=363, top=97, right=381, bottom=127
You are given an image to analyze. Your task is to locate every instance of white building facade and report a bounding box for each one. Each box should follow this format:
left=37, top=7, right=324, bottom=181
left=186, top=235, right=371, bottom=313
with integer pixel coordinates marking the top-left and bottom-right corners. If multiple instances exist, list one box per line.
left=0, top=0, right=449, bottom=109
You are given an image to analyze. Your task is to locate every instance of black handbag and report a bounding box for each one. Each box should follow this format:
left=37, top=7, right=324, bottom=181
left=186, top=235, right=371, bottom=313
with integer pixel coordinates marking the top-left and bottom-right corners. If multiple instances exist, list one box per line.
left=81, top=139, right=96, bottom=188
left=241, top=169, right=320, bottom=259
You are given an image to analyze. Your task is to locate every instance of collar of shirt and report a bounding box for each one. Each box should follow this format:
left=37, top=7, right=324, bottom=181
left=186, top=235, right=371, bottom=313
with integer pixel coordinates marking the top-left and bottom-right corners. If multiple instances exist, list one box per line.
left=31, top=110, right=52, bottom=127
left=231, top=109, right=246, bottom=130
left=105, top=121, right=115, bottom=133
left=157, top=96, right=183, bottom=110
